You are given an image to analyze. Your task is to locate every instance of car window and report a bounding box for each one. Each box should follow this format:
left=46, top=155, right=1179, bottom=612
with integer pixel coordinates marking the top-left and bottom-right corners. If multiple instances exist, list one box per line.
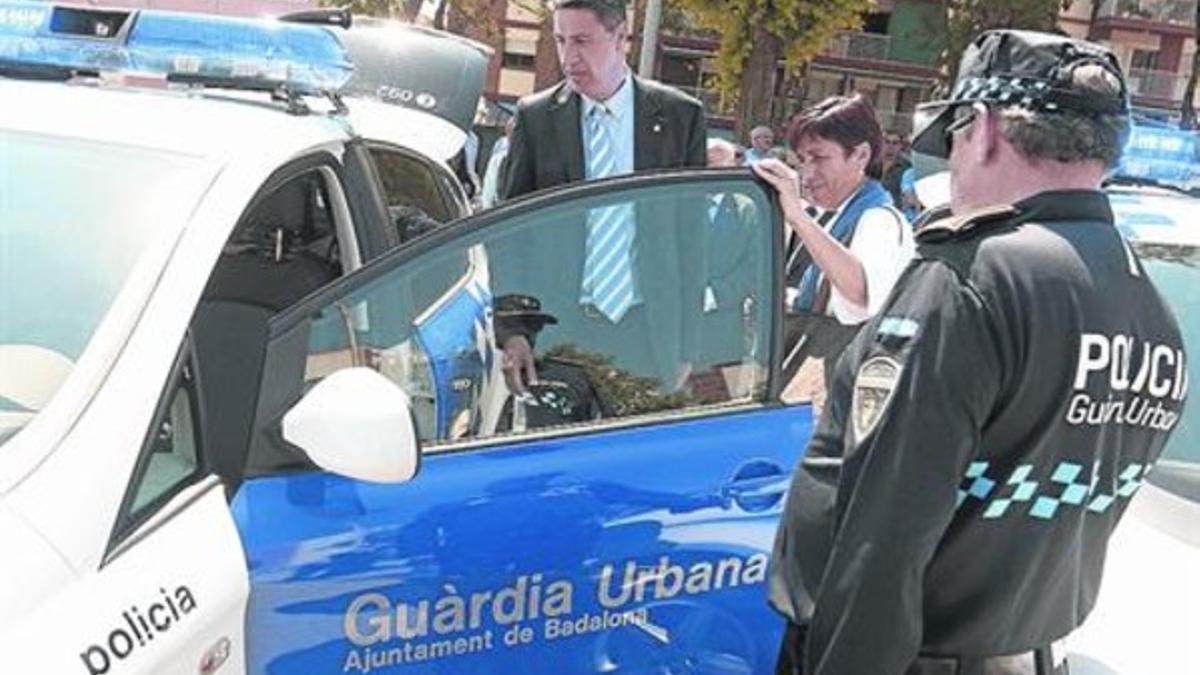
left=1136, top=240, right=1200, bottom=501
left=299, top=177, right=775, bottom=448
left=369, top=145, right=455, bottom=223
left=0, top=131, right=214, bottom=448
left=119, top=353, right=204, bottom=538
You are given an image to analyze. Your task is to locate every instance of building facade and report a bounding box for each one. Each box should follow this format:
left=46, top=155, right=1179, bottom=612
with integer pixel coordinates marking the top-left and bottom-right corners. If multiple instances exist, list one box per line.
left=469, top=0, right=943, bottom=137
left=465, top=0, right=1198, bottom=132
left=1059, top=0, right=1197, bottom=121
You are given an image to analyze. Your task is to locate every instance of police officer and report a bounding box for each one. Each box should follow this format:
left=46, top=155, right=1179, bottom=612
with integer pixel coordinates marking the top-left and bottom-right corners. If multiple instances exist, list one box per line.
left=757, top=30, right=1189, bottom=675
left=493, top=293, right=609, bottom=431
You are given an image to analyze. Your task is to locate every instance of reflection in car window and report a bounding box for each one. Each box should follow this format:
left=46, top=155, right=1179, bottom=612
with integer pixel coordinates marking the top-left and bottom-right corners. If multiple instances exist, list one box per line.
left=1137, top=241, right=1199, bottom=500
left=127, top=362, right=202, bottom=519
left=369, top=146, right=453, bottom=223
left=300, top=180, right=775, bottom=447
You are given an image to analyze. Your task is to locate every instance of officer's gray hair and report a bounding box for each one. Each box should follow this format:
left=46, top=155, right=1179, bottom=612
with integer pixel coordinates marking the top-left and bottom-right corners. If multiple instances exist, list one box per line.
left=996, top=64, right=1127, bottom=169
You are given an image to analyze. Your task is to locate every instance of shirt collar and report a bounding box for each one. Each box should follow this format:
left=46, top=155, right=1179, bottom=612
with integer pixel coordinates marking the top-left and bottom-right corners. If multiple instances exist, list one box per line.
left=581, top=71, right=633, bottom=122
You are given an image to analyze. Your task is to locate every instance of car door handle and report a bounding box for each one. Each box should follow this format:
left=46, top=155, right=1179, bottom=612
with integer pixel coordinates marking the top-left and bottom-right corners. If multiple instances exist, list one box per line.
left=722, top=460, right=790, bottom=513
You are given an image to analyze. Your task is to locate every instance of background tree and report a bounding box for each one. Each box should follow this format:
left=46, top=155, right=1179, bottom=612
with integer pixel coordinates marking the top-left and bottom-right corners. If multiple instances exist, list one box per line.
left=671, top=0, right=872, bottom=136
left=1180, top=2, right=1199, bottom=129
left=936, top=1, right=1073, bottom=85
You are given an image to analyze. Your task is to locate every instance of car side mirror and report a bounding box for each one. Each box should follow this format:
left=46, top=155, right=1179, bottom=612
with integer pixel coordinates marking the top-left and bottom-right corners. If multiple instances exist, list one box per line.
left=282, top=367, right=421, bottom=483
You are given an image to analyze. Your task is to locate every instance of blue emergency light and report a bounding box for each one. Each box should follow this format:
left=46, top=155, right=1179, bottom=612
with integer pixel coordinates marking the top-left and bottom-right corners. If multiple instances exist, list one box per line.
left=1117, top=122, right=1200, bottom=188
left=0, top=0, right=352, bottom=95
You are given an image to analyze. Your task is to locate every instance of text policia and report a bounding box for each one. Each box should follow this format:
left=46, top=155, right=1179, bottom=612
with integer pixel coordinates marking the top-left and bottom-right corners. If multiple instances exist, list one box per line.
left=80, top=585, right=198, bottom=675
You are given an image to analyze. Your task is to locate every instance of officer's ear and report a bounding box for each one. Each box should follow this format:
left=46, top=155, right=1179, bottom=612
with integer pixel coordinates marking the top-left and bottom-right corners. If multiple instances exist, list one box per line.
left=973, top=103, right=1002, bottom=164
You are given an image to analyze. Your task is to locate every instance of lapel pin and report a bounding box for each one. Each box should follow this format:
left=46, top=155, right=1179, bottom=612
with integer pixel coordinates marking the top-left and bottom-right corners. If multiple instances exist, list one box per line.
left=653, top=123, right=662, bottom=133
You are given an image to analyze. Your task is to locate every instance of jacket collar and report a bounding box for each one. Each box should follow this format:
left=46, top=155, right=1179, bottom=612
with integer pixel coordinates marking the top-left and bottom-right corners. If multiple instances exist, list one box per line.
left=550, top=74, right=666, bottom=175
left=550, top=82, right=585, bottom=183
left=1012, top=189, right=1113, bottom=225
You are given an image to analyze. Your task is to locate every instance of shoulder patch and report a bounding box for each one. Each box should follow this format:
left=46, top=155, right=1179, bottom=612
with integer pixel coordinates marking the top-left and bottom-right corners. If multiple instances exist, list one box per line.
left=916, top=204, right=1020, bottom=243
left=851, top=356, right=903, bottom=442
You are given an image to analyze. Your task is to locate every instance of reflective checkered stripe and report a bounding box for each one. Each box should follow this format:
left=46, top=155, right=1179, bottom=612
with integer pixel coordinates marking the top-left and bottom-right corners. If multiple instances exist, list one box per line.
left=953, top=76, right=1061, bottom=111
left=957, top=460, right=1147, bottom=520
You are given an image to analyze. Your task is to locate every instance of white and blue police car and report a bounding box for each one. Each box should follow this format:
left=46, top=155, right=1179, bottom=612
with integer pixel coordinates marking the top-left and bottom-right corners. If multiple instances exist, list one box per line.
left=1067, top=175, right=1200, bottom=674
left=0, top=2, right=811, bottom=673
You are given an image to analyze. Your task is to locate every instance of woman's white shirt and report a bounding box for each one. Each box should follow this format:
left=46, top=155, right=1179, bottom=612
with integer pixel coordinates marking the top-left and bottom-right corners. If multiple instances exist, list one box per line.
left=827, top=205, right=915, bottom=325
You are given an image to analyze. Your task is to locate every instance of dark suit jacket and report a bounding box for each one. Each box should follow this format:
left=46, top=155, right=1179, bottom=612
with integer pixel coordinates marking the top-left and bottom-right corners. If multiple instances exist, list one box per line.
left=501, top=75, right=708, bottom=200
left=493, top=77, right=709, bottom=385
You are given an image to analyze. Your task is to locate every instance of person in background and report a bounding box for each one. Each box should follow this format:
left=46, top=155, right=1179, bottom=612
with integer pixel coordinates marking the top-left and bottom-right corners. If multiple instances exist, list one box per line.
left=898, top=162, right=921, bottom=221
left=754, top=94, right=914, bottom=386
left=481, top=117, right=515, bottom=208
left=769, top=30, right=1186, bottom=675
left=743, top=125, right=775, bottom=164
left=879, top=130, right=911, bottom=206
left=706, top=137, right=738, bottom=168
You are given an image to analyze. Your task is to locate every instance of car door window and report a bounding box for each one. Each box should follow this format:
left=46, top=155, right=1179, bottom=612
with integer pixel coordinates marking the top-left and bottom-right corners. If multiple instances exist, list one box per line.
left=115, top=349, right=204, bottom=542
left=294, top=176, right=776, bottom=448
left=369, top=145, right=458, bottom=224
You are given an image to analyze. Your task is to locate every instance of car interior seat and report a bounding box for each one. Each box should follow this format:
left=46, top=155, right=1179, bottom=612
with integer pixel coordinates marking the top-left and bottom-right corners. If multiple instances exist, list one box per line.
left=191, top=175, right=341, bottom=489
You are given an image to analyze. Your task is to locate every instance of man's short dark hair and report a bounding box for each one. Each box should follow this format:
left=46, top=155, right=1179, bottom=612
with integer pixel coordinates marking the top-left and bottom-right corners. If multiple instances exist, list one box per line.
left=554, top=0, right=627, bottom=32
left=787, top=93, right=885, bottom=179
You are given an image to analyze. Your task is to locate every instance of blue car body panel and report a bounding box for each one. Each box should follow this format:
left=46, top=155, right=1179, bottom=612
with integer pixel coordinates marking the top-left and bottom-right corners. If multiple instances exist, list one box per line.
left=232, top=404, right=813, bottom=674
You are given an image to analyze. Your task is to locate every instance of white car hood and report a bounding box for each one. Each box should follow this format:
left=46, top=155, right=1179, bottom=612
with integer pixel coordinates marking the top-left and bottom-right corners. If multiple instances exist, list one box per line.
left=1069, top=482, right=1200, bottom=674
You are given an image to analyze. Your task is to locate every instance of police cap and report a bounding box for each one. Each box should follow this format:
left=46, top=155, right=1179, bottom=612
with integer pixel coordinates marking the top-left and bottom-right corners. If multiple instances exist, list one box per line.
left=495, top=293, right=558, bottom=329
left=911, top=30, right=1129, bottom=159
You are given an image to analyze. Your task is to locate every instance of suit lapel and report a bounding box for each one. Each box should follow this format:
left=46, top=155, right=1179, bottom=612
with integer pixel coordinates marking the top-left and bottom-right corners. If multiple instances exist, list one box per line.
left=550, top=84, right=585, bottom=184
left=633, top=76, right=664, bottom=171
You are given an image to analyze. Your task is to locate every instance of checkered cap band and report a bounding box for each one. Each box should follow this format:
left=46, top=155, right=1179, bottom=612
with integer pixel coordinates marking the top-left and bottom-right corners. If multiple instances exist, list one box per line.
left=950, top=74, right=1124, bottom=115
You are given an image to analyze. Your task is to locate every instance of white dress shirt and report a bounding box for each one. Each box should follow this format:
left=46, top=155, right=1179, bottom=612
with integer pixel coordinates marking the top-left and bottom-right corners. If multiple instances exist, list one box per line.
left=785, top=197, right=915, bottom=325
left=579, top=71, right=635, bottom=178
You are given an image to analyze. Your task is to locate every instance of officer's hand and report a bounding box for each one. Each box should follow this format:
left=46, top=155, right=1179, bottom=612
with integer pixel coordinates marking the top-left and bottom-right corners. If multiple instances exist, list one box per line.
left=501, top=335, right=538, bottom=396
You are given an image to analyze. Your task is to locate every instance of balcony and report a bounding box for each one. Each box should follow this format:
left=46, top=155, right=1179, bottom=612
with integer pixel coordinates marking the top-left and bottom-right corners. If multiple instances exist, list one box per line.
left=1097, top=0, right=1196, bottom=27
left=1127, top=67, right=1189, bottom=101
left=824, top=31, right=892, bottom=61
left=822, top=31, right=939, bottom=67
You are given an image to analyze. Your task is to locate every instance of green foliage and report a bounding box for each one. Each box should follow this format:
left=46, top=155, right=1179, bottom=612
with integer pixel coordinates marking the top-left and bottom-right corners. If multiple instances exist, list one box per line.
left=937, top=1, right=1074, bottom=84
left=544, top=344, right=695, bottom=416
left=670, top=0, right=871, bottom=103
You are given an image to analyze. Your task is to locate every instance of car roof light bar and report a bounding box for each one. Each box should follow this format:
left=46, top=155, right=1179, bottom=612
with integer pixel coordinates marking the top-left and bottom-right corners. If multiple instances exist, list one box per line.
left=1117, top=123, right=1200, bottom=188
left=0, top=0, right=353, bottom=95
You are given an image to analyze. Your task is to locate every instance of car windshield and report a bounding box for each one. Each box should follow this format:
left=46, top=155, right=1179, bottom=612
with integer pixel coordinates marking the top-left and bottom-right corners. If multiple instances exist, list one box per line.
left=0, top=131, right=214, bottom=448
left=1135, top=239, right=1200, bottom=502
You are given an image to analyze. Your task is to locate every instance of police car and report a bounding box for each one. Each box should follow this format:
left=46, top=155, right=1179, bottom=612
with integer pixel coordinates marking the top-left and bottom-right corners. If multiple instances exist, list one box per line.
left=0, top=2, right=808, bottom=673
left=1067, top=180, right=1200, bottom=675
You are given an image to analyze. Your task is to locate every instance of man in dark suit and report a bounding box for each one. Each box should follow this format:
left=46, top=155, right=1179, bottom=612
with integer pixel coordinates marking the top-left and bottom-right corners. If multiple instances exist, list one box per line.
left=501, top=1, right=707, bottom=200
left=495, top=0, right=708, bottom=397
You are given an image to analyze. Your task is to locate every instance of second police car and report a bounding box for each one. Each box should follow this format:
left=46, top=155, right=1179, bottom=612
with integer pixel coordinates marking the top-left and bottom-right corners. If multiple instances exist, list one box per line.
left=1, top=2, right=1196, bottom=673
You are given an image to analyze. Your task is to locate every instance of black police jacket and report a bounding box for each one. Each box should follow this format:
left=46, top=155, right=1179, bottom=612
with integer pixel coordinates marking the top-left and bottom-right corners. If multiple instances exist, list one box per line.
left=769, top=190, right=1188, bottom=674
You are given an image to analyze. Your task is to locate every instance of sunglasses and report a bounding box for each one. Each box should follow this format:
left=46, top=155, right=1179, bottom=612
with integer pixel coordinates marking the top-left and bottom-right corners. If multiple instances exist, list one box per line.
left=943, top=105, right=978, bottom=152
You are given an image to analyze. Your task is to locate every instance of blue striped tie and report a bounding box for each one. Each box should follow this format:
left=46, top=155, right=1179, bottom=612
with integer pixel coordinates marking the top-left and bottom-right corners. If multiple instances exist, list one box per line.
left=581, top=105, right=636, bottom=322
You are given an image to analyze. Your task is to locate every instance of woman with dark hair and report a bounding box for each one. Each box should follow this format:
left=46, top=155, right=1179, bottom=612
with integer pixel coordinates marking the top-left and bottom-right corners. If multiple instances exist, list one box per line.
left=755, top=95, right=914, bottom=382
